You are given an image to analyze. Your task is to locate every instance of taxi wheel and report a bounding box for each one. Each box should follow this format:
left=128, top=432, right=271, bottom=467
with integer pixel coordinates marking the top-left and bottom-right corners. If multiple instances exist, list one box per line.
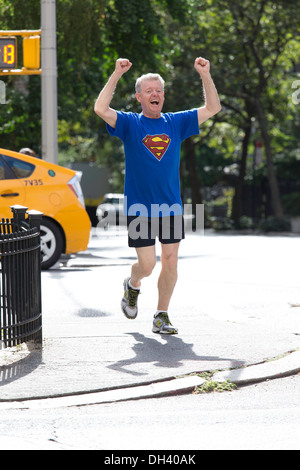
left=40, top=218, right=64, bottom=270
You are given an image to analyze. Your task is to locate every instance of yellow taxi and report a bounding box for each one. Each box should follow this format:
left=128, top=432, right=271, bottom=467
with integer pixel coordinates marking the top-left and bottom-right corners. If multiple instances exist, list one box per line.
left=0, top=148, right=91, bottom=269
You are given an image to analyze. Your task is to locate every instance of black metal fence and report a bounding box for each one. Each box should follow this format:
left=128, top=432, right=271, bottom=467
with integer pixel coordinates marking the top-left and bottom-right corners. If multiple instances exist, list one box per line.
left=0, top=206, right=42, bottom=348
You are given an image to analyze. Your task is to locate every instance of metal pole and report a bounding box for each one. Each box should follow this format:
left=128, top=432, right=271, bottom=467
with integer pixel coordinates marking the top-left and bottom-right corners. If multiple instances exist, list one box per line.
left=41, top=0, right=58, bottom=164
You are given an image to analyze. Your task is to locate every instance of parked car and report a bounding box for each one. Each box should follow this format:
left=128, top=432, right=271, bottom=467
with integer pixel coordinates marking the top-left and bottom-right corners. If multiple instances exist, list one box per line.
left=96, top=193, right=126, bottom=227
left=0, top=148, right=91, bottom=269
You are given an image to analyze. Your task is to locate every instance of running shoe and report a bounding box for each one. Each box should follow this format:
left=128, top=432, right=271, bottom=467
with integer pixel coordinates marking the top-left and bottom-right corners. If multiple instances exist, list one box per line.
left=152, top=312, right=178, bottom=335
left=121, top=278, right=140, bottom=319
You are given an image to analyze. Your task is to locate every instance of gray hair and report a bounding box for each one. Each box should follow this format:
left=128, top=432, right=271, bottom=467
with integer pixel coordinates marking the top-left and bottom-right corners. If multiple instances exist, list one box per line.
left=135, top=73, right=165, bottom=93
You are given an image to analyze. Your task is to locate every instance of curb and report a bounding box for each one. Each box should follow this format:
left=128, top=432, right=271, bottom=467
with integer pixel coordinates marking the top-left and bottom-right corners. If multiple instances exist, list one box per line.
left=0, top=376, right=206, bottom=410
left=212, top=350, right=300, bottom=385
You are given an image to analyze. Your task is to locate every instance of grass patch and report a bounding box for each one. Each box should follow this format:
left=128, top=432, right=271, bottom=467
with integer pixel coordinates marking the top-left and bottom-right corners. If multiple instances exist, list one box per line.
left=194, top=379, right=237, bottom=394
left=186, top=372, right=237, bottom=394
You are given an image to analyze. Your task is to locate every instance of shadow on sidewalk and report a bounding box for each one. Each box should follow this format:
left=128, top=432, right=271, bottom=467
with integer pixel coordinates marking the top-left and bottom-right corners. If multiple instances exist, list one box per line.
left=108, top=332, right=244, bottom=377
left=0, top=342, right=42, bottom=391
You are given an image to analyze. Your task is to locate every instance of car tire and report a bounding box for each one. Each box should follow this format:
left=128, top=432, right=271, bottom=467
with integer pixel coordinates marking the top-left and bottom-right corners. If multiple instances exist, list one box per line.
left=40, top=218, right=64, bottom=270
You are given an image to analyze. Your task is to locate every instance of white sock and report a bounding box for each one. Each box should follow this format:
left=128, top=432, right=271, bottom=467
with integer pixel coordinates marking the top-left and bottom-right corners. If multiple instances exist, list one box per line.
left=128, top=279, right=140, bottom=290
left=155, top=310, right=167, bottom=318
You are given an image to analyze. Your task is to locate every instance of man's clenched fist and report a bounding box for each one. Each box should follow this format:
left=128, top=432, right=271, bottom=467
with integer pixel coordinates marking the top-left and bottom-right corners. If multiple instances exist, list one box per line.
left=194, top=57, right=210, bottom=75
left=115, top=58, right=133, bottom=76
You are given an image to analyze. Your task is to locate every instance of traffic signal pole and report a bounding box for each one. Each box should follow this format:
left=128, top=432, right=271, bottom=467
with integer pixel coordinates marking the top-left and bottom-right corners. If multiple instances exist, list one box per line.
left=41, top=0, right=58, bottom=164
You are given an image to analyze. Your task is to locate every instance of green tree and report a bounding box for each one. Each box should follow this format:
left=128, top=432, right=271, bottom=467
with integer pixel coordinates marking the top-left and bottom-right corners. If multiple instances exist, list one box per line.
left=163, top=0, right=300, bottom=220
left=205, top=0, right=300, bottom=219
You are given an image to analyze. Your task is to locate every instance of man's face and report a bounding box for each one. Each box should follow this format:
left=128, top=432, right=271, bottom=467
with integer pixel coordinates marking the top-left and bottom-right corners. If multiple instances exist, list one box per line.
left=136, top=79, right=165, bottom=119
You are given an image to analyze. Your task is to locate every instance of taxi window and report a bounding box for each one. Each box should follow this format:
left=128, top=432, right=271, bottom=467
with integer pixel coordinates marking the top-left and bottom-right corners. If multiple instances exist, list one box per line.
left=0, top=159, right=5, bottom=180
left=1, top=155, right=35, bottom=179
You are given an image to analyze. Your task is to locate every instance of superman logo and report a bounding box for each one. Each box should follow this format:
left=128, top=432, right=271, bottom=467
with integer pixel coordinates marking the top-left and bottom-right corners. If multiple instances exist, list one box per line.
left=142, top=134, right=171, bottom=161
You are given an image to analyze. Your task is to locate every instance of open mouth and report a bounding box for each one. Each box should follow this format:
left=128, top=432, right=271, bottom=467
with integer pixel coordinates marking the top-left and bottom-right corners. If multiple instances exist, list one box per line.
left=150, top=100, right=159, bottom=106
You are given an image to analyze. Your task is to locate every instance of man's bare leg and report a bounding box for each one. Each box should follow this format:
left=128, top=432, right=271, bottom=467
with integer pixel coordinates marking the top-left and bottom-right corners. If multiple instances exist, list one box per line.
left=130, top=245, right=157, bottom=288
left=157, top=242, right=180, bottom=312
left=152, top=242, right=180, bottom=335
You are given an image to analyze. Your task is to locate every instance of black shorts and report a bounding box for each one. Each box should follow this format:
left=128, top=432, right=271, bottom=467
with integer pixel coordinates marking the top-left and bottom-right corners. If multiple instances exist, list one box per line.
left=127, top=215, right=185, bottom=248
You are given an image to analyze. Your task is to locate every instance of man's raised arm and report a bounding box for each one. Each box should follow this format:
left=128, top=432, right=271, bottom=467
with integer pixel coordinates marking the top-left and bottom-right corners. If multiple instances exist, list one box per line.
left=94, top=58, right=132, bottom=129
left=194, top=57, right=221, bottom=126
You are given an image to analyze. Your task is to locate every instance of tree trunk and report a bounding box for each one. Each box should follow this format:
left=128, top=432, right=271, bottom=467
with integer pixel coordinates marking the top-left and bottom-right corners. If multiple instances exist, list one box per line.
left=184, top=138, right=202, bottom=209
left=256, top=99, right=284, bottom=219
left=231, top=120, right=252, bottom=223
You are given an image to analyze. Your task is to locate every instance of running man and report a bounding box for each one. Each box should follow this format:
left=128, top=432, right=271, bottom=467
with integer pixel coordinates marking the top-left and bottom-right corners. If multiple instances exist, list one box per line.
left=94, top=57, right=221, bottom=334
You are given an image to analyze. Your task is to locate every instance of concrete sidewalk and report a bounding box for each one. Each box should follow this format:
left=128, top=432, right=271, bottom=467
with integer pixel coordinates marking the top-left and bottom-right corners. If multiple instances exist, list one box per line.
left=0, top=231, right=299, bottom=406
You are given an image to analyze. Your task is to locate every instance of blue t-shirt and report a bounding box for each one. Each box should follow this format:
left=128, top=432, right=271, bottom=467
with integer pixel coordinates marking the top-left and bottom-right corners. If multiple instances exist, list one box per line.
left=107, top=110, right=199, bottom=217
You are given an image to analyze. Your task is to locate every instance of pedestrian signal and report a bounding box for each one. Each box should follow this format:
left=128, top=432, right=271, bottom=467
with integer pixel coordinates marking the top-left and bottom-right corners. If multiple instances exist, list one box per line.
left=23, top=36, right=40, bottom=70
left=0, top=37, right=17, bottom=69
